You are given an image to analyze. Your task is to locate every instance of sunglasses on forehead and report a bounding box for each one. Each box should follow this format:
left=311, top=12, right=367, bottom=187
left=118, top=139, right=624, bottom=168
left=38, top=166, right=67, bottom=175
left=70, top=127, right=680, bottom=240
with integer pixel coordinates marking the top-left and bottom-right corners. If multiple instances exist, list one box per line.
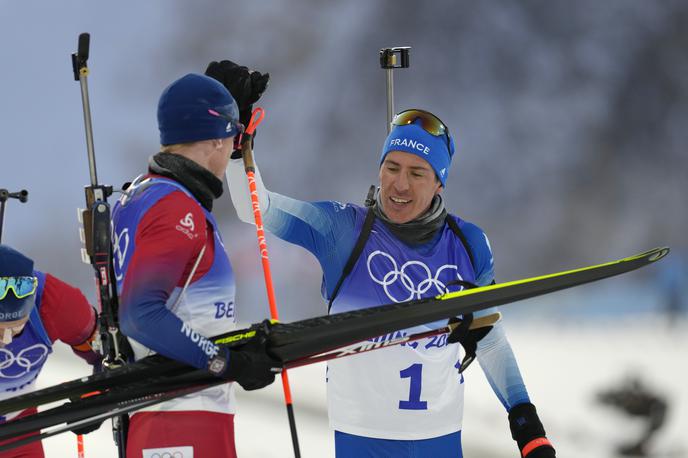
left=391, top=109, right=453, bottom=156
left=0, top=276, right=38, bottom=301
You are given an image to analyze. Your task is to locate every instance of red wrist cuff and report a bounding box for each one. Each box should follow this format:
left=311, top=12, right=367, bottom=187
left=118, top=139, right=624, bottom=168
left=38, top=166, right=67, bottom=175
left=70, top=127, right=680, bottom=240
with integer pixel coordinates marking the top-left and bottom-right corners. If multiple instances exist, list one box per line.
left=522, top=437, right=553, bottom=456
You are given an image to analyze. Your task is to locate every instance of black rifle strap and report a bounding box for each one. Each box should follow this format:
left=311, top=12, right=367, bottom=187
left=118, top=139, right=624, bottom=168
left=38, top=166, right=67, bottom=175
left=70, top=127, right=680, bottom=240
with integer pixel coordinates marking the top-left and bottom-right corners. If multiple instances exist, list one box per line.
left=444, top=214, right=476, bottom=270
left=327, top=206, right=376, bottom=312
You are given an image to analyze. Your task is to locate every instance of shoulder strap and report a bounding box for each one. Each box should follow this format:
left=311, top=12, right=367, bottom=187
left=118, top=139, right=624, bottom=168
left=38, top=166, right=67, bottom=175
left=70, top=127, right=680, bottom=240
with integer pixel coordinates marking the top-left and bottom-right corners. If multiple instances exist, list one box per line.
left=445, top=214, right=476, bottom=272
left=168, top=245, right=207, bottom=314
left=328, top=207, right=376, bottom=312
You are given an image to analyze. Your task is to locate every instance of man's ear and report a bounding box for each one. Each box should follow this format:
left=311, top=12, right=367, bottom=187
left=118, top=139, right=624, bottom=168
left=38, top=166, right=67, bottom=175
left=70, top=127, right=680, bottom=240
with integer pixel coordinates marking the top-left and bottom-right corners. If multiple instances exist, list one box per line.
left=211, top=138, right=226, bottom=150
left=435, top=178, right=443, bottom=196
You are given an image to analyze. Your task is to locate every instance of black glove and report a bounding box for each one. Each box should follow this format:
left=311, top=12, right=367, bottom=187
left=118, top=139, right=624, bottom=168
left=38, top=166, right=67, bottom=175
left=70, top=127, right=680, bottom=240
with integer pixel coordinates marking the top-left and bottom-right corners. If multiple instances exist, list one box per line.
left=447, top=313, right=494, bottom=373
left=445, top=279, right=495, bottom=372
left=207, top=320, right=280, bottom=391
left=508, top=402, right=556, bottom=457
left=204, top=60, right=270, bottom=134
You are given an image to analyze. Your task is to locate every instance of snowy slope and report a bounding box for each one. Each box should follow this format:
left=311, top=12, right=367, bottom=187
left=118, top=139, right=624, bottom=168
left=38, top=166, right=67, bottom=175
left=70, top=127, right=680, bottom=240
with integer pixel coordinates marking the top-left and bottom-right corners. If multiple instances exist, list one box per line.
left=31, top=318, right=688, bottom=457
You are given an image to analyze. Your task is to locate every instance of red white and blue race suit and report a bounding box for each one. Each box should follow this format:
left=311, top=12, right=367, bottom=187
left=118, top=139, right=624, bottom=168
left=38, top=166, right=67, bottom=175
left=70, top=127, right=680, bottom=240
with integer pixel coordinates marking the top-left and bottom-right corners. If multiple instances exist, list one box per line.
left=0, top=272, right=98, bottom=458
left=112, top=175, right=238, bottom=458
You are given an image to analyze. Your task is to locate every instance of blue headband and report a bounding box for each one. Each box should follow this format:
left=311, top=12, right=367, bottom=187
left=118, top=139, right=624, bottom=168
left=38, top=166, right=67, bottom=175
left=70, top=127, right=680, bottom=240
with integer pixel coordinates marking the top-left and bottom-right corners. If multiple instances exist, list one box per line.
left=379, top=119, right=455, bottom=186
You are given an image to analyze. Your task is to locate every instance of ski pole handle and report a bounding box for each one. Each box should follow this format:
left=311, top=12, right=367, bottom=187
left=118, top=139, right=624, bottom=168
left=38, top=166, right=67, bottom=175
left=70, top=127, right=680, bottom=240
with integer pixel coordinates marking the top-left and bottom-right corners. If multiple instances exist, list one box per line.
left=245, top=107, right=265, bottom=135
left=240, top=107, right=265, bottom=173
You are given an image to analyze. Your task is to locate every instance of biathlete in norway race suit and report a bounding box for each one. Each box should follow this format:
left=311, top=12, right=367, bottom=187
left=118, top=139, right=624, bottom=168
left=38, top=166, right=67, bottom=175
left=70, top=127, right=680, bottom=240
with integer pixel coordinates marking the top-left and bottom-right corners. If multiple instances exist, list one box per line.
left=226, top=163, right=533, bottom=456
left=112, top=72, right=279, bottom=458
left=0, top=245, right=100, bottom=458
left=113, top=174, right=238, bottom=458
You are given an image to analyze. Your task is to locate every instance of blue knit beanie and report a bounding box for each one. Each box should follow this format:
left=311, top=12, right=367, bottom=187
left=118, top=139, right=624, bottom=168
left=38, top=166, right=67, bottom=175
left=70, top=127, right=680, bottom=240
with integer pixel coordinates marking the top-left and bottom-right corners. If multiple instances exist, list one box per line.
left=157, top=73, right=241, bottom=146
left=380, top=119, right=456, bottom=187
left=0, top=245, right=36, bottom=322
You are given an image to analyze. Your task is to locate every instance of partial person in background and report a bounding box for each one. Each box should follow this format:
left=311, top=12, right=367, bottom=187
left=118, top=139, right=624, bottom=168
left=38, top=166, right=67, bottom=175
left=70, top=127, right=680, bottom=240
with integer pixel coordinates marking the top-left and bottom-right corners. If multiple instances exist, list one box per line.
left=0, top=244, right=101, bottom=458
left=112, top=73, right=278, bottom=458
left=209, top=61, right=556, bottom=458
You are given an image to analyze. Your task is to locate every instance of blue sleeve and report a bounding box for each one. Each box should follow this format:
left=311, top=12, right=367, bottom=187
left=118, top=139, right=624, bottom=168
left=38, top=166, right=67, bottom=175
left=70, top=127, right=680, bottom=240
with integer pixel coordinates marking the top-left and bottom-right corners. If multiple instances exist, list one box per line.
left=458, top=220, right=495, bottom=287
left=461, top=220, right=531, bottom=410
left=476, top=323, right=531, bottom=410
left=263, top=192, right=359, bottom=298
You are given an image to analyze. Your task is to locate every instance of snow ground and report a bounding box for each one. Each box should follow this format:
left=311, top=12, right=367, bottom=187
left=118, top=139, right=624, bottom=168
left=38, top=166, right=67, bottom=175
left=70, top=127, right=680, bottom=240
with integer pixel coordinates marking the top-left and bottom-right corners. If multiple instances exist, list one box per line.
left=33, top=318, right=688, bottom=457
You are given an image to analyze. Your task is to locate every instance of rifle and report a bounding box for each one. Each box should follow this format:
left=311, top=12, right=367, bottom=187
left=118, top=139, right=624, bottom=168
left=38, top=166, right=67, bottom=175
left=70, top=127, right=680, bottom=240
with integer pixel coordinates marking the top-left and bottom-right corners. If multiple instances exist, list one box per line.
left=71, top=32, right=132, bottom=457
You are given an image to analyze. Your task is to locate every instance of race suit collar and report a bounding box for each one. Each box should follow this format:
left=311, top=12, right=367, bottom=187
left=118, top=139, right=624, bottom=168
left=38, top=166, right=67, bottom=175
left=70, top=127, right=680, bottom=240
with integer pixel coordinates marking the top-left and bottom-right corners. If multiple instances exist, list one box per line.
left=148, top=152, right=223, bottom=211
left=373, top=193, right=447, bottom=246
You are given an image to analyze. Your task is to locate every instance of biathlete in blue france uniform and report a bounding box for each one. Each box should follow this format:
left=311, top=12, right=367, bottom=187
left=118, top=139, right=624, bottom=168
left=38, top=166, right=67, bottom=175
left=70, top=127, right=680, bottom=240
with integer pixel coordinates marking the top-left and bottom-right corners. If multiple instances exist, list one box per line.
left=0, top=245, right=101, bottom=458
left=111, top=74, right=278, bottom=458
left=216, top=59, right=556, bottom=458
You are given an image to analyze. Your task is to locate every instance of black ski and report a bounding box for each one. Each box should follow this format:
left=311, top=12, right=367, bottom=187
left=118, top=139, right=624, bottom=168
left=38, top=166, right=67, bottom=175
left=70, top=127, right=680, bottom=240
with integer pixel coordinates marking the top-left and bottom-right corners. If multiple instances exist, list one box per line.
left=0, top=377, right=220, bottom=451
left=0, top=246, right=669, bottom=449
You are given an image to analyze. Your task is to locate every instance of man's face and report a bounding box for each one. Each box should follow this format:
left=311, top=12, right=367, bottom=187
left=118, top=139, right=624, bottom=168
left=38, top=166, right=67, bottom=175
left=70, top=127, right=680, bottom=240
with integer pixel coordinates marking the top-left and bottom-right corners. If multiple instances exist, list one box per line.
left=0, top=317, right=29, bottom=347
left=378, top=151, right=442, bottom=224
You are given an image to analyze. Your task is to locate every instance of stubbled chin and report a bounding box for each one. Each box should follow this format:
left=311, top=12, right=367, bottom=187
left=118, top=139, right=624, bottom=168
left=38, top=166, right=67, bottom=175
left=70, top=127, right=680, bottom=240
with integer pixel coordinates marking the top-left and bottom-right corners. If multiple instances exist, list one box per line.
left=381, top=200, right=412, bottom=223
left=385, top=208, right=414, bottom=224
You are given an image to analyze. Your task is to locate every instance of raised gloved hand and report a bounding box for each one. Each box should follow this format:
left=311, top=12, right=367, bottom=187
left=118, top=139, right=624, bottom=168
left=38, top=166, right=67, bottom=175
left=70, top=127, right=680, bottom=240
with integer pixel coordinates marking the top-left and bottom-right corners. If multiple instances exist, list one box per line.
left=509, top=402, right=556, bottom=457
left=207, top=320, right=281, bottom=391
left=204, top=60, right=270, bottom=137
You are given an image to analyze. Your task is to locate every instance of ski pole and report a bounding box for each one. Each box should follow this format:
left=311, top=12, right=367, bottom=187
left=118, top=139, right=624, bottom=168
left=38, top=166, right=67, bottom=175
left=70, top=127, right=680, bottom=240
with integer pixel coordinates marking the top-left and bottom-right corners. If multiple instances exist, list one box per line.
left=0, top=189, right=28, bottom=243
left=71, top=32, right=130, bottom=458
left=76, top=434, right=84, bottom=458
left=379, top=47, right=410, bottom=133
left=239, top=108, right=301, bottom=458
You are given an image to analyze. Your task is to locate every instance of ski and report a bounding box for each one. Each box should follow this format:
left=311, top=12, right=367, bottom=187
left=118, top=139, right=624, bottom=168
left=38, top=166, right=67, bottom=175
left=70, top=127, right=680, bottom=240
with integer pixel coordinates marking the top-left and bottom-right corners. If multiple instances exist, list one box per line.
left=284, top=311, right=501, bottom=369
left=0, top=246, right=669, bottom=448
left=0, top=246, right=669, bottom=415
left=0, top=354, right=189, bottom=416
left=0, top=378, right=219, bottom=451
left=0, top=314, right=501, bottom=448
left=267, top=247, right=669, bottom=361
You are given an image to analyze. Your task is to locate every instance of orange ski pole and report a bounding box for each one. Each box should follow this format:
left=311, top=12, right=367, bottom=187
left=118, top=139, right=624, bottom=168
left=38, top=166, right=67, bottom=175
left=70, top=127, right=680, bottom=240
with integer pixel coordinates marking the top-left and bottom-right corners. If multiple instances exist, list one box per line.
left=239, top=107, right=301, bottom=457
left=76, top=434, right=84, bottom=458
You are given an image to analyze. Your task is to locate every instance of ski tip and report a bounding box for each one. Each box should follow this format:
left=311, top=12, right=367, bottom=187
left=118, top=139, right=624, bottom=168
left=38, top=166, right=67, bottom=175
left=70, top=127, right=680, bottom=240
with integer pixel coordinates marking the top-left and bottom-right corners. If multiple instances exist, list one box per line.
left=640, top=247, right=670, bottom=263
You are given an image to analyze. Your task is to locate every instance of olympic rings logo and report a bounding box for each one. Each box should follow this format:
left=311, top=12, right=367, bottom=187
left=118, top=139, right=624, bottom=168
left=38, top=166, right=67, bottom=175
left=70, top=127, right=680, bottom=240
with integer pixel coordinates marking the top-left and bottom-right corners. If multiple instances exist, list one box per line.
left=113, top=227, right=130, bottom=282
left=366, top=250, right=465, bottom=303
left=142, top=446, right=193, bottom=458
left=0, top=344, right=49, bottom=379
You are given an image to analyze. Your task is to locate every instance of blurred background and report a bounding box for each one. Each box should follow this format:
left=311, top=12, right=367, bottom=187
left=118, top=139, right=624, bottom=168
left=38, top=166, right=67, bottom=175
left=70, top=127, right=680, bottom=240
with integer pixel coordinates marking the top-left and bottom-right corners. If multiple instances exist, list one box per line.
left=1, top=1, right=686, bottom=456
